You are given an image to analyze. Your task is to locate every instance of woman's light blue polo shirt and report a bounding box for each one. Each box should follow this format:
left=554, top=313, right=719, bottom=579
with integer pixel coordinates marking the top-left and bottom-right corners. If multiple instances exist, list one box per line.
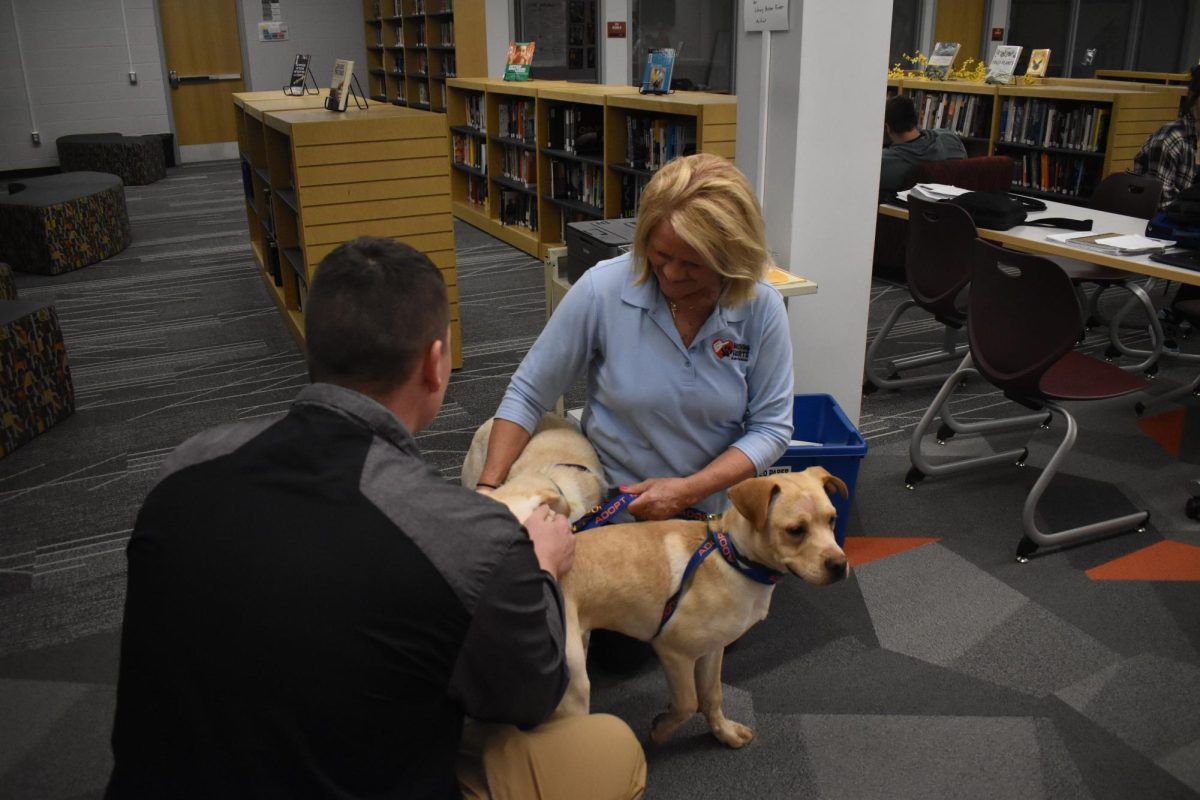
left=495, top=254, right=795, bottom=514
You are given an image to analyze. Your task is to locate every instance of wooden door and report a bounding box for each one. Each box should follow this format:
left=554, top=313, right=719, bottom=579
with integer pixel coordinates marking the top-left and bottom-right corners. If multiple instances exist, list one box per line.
left=934, top=0, right=986, bottom=66
left=159, top=0, right=245, bottom=149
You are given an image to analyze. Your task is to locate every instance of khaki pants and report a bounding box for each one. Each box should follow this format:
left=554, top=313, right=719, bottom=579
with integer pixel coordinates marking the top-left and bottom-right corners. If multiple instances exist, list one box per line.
left=458, top=714, right=646, bottom=800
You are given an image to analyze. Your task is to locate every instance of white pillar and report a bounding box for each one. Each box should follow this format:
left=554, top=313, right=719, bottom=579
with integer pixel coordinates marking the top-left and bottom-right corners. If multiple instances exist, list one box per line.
left=736, top=0, right=893, bottom=424
left=601, top=0, right=630, bottom=85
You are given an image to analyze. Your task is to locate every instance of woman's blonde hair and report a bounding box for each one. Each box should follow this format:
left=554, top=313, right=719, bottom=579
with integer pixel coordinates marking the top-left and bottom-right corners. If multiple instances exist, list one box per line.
left=631, top=153, right=771, bottom=307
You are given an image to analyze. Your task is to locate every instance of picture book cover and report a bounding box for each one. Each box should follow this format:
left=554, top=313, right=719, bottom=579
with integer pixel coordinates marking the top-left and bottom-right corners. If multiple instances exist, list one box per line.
left=1026, top=48, right=1051, bottom=78
left=924, top=42, right=960, bottom=80
left=640, top=48, right=676, bottom=95
left=286, top=53, right=311, bottom=95
left=985, top=45, right=1023, bottom=85
left=503, top=41, right=535, bottom=82
left=326, top=58, right=354, bottom=111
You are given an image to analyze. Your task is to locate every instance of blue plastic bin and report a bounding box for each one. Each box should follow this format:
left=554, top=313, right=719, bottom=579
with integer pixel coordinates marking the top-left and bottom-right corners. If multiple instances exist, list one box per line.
left=766, top=394, right=867, bottom=545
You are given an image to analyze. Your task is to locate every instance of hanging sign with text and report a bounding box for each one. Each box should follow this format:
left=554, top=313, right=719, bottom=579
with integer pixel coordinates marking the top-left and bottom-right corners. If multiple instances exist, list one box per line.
left=743, top=0, right=789, bottom=32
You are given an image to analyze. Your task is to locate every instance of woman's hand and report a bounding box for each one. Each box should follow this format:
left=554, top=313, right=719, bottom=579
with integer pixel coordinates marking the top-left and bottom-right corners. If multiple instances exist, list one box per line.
left=623, top=478, right=698, bottom=520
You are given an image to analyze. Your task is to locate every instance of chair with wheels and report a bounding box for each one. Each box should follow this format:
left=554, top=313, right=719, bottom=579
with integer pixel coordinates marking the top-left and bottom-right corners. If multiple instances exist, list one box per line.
left=909, top=240, right=1151, bottom=562
left=864, top=197, right=975, bottom=394
left=1054, top=172, right=1165, bottom=373
left=873, top=155, right=1014, bottom=281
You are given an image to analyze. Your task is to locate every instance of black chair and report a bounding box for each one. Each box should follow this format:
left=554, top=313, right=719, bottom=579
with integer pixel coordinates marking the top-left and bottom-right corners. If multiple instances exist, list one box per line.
left=908, top=240, right=1151, bottom=561
left=1056, top=172, right=1166, bottom=372
left=864, top=197, right=974, bottom=393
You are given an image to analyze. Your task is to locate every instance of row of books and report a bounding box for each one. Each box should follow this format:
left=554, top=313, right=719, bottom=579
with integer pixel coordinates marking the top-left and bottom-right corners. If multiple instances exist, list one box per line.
left=412, top=52, right=428, bottom=74
left=464, top=94, right=485, bottom=132
left=549, top=160, right=603, bottom=208
left=1008, top=151, right=1098, bottom=198
left=626, top=117, right=696, bottom=172
left=547, top=105, right=602, bottom=156
left=998, top=98, right=1110, bottom=152
left=466, top=174, right=487, bottom=207
left=619, top=173, right=650, bottom=218
left=452, top=132, right=486, bottom=170
left=498, top=99, right=535, bottom=143
left=501, top=146, right=535, bottom=186
left=499, top=191, right=538, bottom=231
left=438, top=22, right=454, bottom=46
left=909, top=90, right=992, bottom=140
left=371, top=1, right=454, bottom=19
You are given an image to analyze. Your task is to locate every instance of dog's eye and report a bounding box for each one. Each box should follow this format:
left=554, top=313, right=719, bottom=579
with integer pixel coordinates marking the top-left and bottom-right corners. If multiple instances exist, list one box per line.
left=787, top=525, right=807, bottom=538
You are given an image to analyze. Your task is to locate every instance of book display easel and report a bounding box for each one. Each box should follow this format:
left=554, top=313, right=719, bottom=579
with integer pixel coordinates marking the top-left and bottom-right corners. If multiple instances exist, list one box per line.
left=362, top=0, right=486, bottom=112
left=232, top=92, right=462, bottom=367
left=445, top=78, right=737, bottom=258
left=887, top=77, right=1183, bottom=201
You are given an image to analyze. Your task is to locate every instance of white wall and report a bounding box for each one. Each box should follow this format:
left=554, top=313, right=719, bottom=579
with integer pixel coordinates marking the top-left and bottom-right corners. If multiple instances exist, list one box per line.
left=486, top=0, right=511, bottom=77
left=601, top=0, right=630, bottom=85
left=985, top=0, right=1010, bottom=62
left=737, top=0, right=893, bottom=424
left=0, top=0, right=170, bottom=172
left=236, top=0, right=366, bottom=93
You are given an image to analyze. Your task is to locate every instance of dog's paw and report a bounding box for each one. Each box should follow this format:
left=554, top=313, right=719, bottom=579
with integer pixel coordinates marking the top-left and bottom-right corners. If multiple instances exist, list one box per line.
left=712, top=720, right=754, bottom=749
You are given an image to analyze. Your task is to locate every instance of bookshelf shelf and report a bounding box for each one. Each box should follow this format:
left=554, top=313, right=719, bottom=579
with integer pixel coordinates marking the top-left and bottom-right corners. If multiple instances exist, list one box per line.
left=232, top=92, right=461, bottom=367
left=891, top=78, right=1183, bottom=199
left=452, top=162, right=487, bottom=178
left=492, top=174, right=537, bottom=195
left=442, top=78, right=734, bottom=257
left=362, top=0, right=483, bottom=111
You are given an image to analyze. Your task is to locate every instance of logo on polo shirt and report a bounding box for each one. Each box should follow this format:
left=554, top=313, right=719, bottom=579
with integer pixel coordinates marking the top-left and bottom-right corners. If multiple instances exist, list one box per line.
left=712, top=338, right=749, bottom=362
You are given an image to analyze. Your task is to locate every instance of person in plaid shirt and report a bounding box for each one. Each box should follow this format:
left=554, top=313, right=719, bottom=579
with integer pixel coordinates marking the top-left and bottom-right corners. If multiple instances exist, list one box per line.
left=1134, top=66, right=1200, bottom=210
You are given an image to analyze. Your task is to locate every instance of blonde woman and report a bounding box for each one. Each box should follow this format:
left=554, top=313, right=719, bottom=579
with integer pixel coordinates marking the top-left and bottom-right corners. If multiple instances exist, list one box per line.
left=478, top=153, right=794, bottom=521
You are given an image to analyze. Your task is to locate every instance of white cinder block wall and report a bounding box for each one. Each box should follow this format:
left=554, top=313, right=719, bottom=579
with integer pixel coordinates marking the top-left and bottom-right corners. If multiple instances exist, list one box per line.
left=0, top=0, right=170, bottom=172
left=236, top=0, right=366, bottom=96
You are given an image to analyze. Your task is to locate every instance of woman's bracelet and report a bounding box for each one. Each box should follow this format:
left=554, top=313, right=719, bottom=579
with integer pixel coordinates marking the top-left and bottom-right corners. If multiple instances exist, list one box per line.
left=475, top=482, right=499, bottom=490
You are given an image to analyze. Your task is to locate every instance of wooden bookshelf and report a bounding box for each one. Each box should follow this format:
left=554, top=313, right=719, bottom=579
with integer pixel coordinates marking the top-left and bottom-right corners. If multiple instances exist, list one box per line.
left=1093, top=69, right=1191, bottom=86
left=444, top=79, right=735, bottom=258
left=232, top=94, right=461, bottom=367
left=362, top=0, right=485, bottom=112
left=605, top=92, right=737, bottom=219
left=891, top=78, right=1182, bottom=201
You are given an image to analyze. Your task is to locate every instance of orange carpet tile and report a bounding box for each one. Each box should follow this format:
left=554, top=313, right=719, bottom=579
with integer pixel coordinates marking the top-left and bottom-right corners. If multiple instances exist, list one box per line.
left=1136, top=408, right=1186, bottom=458
left=843, top=537, right=941, bottom=568
left=1086, top=540, right=1200, bottom=581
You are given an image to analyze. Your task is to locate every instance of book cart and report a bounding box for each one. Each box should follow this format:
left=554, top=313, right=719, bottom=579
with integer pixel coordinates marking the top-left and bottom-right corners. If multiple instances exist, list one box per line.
left=888, top=78, right=1183, bottom=202
left=232, top=93, right=463, bottom=367
left=444, top=79, right=737, bottom=259
left=362, top=0, right=486, bottom=112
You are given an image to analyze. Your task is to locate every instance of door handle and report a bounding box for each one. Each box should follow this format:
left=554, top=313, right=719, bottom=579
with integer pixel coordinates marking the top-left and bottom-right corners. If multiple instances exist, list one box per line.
left=168, top=71, right=242, bottom=88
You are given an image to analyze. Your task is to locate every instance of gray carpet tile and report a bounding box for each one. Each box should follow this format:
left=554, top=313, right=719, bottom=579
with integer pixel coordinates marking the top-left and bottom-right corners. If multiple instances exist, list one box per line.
left=3, top=162, right=1200, bottom=798
left=793, top=713, right=1081, bottom=800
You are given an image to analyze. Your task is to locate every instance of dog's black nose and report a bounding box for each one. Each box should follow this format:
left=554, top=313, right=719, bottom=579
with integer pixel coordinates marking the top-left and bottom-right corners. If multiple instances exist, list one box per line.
left=825, top=554, right=848, bottom=580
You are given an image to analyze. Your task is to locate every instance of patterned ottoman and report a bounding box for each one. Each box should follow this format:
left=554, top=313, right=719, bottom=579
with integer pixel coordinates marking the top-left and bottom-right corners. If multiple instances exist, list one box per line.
left=0, top=267, right=75, bottom=459
left=0, top=172, right=131, bottom=275
left=57, top=132, right=167, bottom=185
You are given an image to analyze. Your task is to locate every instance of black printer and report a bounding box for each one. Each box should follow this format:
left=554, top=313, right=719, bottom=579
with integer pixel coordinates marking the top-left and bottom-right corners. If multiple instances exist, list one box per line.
left=565, top=218, right=638, bottom=283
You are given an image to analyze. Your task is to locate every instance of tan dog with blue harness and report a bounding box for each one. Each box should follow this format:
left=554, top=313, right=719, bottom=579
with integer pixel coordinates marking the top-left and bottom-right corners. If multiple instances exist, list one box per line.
left=556, top=468, right=849, bottom=748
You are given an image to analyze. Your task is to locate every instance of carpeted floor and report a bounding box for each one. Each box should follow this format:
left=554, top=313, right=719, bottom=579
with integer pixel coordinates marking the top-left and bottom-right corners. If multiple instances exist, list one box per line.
left=1, top=161, right=1198, bottom=799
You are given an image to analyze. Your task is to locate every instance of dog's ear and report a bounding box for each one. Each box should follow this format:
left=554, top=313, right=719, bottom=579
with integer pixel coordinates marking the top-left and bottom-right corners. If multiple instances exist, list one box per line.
left=807, top=467, right=849, bottom=499
left=729, top=477, right=780, bottom=531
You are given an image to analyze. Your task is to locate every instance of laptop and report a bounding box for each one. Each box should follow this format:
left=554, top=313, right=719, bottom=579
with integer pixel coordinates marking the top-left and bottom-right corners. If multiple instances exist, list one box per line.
left=1150, top=249, right=1200, bottom=272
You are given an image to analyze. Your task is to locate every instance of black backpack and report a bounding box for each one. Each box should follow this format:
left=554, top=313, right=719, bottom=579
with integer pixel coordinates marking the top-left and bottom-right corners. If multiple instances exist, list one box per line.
left=944, top=192, right=1092, bottom=232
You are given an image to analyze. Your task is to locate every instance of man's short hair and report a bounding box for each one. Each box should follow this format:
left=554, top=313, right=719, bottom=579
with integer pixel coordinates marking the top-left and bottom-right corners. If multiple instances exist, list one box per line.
left=885, top=95, right=919, bottom=134
left=305, top=236, right=449, bottom=394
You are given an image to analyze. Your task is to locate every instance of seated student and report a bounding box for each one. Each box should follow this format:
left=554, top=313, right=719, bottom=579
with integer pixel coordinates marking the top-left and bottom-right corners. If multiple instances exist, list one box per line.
left=104, top=236, right=646, bottom=800
left=879, top=94, right=968, bottom=192
left=1133, top=66, right=1200, bottom=309
left=1133, top=64, right=1200, bottom=210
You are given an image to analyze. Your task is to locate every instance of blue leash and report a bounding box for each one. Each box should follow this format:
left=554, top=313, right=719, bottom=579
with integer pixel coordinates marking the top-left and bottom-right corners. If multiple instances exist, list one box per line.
left=654, top=528, right=783, bottom=637
left=570, top=492, right=710, bottom=533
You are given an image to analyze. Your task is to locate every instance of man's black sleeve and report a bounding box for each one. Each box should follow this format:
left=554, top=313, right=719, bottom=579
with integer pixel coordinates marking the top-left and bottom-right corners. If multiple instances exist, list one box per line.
left=448, top=535, right=569, bottom=727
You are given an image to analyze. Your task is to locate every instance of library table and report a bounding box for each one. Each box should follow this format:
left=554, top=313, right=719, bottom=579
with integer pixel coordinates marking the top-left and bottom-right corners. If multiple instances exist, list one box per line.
left=879, top=197, right=1196, bottom=285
